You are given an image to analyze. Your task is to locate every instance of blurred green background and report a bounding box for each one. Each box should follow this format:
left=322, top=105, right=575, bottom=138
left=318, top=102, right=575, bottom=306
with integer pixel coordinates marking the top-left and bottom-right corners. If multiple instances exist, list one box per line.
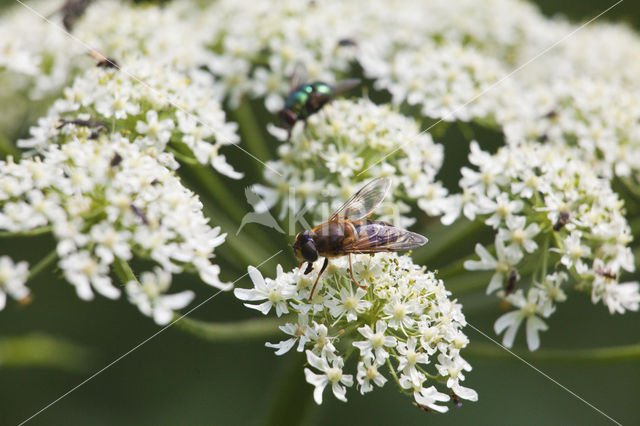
left=1, top=1, right=639, bottom=425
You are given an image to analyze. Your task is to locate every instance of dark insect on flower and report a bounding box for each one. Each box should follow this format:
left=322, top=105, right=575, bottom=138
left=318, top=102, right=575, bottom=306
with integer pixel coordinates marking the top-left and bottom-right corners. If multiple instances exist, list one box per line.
left=292, top=177, right=427, bottom=300
left=450, top=390, right=462, bottom=407
left=595, top=268, right=618, bottom=280
left=59, top=0, right=93, bottom=31
left=130, top=204, right=149, bottom=225
left=505, top=269, right=518, bottom=294
left=337, top=38, right=357, bottom=47
left=553, top=211, right=570, bottom=231
left=56, top=118, right=106, bottom=139
left=277, top=63, right=360, bottom=138
left=110, top=152, right=123, bottom=168
left=412, top=401, right=432, bottom=413
left=89, top=49, right=120, bottom=69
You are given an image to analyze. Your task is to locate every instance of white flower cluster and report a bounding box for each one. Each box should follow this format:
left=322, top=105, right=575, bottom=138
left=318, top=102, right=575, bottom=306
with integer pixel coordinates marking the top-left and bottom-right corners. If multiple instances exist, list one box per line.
left=256, top=98, right=447, bottom=228
left=0, top=256, right=30, bottom=311
left=205, top=0, right=364, bottom=110
left=0, top=0, right=220, bottom=99
left=0, top=133, right=230, bottom=321
left=0, top=1, right=83, bottom=100
left=235, top=253, right=477, bottom=410
left=456, top=142, right=639, bottom=349
left=359, top=41, right=511, bottom=123
left=18, top=61, right=241, bottom=178
left=499, top=77, right=640, bottom=180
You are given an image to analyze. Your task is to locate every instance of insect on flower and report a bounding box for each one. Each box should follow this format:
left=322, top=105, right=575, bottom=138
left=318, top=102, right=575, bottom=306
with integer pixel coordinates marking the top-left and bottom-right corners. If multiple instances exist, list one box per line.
left=292, top=177, right=428, bottom=300
left=277, top=64, right=360, bottom=138
left=88, top=49, right=120, bottom=69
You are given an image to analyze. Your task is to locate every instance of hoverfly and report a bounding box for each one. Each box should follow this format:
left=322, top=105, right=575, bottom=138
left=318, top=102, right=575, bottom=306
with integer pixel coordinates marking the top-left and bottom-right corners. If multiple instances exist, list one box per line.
left=292, top=177, right=428, bottom=300
left=277, top=64, right=360, bottom=138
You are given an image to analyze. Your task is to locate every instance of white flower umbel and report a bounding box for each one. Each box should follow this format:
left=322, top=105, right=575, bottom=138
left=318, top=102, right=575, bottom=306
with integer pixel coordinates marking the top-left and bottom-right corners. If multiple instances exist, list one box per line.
left=19, top=60, right=241, bottom=179
left=256, top=98, right=448, bottom=227
left=235, top=253, right=476, bottom=410
left=0, top=133, right=231, bottom=316
left=458, top=141, right=638, bottom=349
left=0, top=256, right=30, bottom=311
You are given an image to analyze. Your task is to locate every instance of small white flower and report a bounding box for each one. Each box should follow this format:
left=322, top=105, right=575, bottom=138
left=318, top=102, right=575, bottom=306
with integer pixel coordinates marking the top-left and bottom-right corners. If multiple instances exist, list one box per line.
left=558, top=231, right=591, bottom=272
left=356, top=356, right=388, bottom=394
left=498, top=215, right=540, bottom=256
left=464, top=238, right=523, bottom=295
left=136, top=110, right=175, bottom=148
left=0, top=256, right=30, bottom=310
left=494, top=289, right=548, bottom=351
left=59, top=250, right=120, bottom=301
left=234, top=266, right=297, bottom=317
left=126, top=267, right=194, bottom=325
left=265, top=314, right=310, bottom=355
left=304, top=351, right=353, bottom=404
left=396, top=336, right=429, bottom=381
left=414, top=386, right=451, bottom=413
left=353, top=320, right=397, bottom=363
left=326, top=286, right=371, bottom=322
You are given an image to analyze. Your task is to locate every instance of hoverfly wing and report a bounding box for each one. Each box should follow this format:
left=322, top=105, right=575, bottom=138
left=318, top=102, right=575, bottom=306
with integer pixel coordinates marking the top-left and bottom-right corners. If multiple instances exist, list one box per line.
left=329, top=177, right=391, bottom=221
left=330, top=79, right=361, bottom=97
left=343, top=222, right=428, bottom=253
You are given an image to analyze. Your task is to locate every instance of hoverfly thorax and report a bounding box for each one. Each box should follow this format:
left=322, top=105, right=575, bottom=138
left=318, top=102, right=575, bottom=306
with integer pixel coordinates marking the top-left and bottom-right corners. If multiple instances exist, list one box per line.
left=292, top=231, right=319, bottom=263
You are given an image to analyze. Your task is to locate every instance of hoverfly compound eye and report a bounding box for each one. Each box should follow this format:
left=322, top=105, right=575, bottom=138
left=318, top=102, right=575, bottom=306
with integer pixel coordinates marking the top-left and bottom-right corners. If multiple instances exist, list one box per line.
left=301, top=240, right=318, bottom=262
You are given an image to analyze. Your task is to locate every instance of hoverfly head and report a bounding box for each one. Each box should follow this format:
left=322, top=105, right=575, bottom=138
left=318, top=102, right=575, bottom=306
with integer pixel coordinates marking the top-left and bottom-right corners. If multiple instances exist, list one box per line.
left=292, top=231, right=318, bottom=263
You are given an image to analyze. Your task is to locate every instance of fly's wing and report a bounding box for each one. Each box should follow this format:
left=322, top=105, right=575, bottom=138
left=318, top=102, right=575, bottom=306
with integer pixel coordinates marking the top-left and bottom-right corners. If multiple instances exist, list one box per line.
left=342, top=222, right=428, bottom=253
left=289, top=62, right=307, bottom=91
left=329, top=177, right=391, bottom=221
left=330, top=79, right=361, bottom=97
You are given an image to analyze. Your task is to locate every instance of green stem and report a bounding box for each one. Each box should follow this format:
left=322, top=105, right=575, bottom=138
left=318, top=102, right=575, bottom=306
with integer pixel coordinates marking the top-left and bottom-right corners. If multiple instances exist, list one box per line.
left=620, top=177, right=640, bottom=199
left=174, top=316, right=287, bottom=342
left=167, top=146, right=200, bottom=165
left=0, top=333, right=93, bottom=372
left=232, top=100, right=272, bottom=171
left=386, top=357, right=402, bottom=389
left=113, top=257, right=137, bottom=285
left=465, top=342, right=640, bottom=363
left=539, top=232, right=551, bottom=283
left=27, top=250, right=58, bottom=281
left=0, top=225, right=52, bottom=238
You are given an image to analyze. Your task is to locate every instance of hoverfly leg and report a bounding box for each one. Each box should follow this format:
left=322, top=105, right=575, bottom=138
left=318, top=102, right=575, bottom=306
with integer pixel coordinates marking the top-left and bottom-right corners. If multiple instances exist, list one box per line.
left=308, top=257, right=328, bottom=301
left=349, top=254, right=366, bottom=289
left=303, top=261, right=314, bottom=275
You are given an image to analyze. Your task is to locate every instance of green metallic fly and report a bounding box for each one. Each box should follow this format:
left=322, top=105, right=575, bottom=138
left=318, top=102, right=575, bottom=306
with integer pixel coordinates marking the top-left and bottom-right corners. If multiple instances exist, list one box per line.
left=277, top=65, right=360, bottom=138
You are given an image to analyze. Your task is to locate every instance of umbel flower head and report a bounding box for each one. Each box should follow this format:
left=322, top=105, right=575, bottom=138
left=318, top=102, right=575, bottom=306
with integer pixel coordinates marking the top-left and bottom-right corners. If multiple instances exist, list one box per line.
left=457, top=141, right=639, bottom=350
left=0, top=132, right=230, bottom=320
left=235, top=253, right=477, bottom=410
left=256, top=98, right=448, bottom=228
left=19, top=59, right=241, bottom=179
